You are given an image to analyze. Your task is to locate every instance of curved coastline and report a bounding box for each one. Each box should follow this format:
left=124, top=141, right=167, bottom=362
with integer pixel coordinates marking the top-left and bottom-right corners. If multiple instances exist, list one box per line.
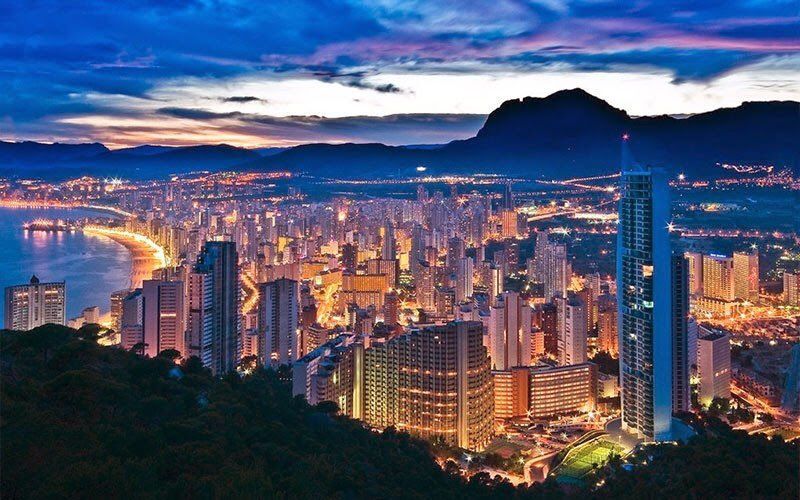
left=82, top=228, right=166, bottom=289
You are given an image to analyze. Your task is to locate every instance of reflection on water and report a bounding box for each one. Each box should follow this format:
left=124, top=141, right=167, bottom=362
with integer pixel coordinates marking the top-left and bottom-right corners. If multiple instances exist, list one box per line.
left=0, top=208, right=131, bottom=319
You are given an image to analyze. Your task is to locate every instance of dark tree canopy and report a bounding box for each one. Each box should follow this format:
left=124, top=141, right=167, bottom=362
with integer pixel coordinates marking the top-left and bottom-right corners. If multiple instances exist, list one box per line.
left=1, top=325, right=796, bottom=499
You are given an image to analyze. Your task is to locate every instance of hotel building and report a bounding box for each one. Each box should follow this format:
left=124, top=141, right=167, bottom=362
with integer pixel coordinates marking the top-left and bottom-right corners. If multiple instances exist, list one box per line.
left=4, top=275, right=66, bottom=330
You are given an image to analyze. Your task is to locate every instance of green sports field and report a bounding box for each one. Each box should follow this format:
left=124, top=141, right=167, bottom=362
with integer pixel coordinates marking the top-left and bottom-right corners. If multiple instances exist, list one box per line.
left=551, top=438, right=624, bottom=484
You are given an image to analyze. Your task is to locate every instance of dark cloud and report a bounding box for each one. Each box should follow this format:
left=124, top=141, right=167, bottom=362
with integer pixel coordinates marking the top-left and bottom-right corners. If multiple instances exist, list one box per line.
left=220, top=96, right=268, bottom=103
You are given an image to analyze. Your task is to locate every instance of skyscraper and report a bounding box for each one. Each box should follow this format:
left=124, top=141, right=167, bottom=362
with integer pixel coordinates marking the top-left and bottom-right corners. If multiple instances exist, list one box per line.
left=190, top=241, right=240, bottom=375
left=258, top=278, right=300, bottom=366
left=671, top=254, right=690, bottom=414
left=733, top=250, right=759, bottom=303
left=617, top=164, right=674, bottom=441
left=684, top=251, right=704, bottom=296
left=141, top=279, right=186, bottom=358
left=455, top=256, right=474, bottom=303
left=488, top=291, right=532, bottom=370
left=697, top=327, right=731, bottom=407
left=4, top=275, right=66, bottom=330
left=556, top=293, right=587, bottom=366
left=381, top=221, right=396, bottom=260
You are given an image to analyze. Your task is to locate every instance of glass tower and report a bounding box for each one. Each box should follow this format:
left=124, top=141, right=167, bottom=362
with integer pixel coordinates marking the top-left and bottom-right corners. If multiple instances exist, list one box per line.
left=617, top=165, right=673, bottom=441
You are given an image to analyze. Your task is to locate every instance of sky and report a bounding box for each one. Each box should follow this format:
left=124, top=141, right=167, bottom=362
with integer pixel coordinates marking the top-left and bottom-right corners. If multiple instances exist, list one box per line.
left=1, top=0, right=798, bottom=148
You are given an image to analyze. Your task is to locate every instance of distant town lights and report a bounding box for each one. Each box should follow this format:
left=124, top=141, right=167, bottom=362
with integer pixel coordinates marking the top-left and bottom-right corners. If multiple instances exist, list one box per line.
left=416, top=166, right=427, bottom=172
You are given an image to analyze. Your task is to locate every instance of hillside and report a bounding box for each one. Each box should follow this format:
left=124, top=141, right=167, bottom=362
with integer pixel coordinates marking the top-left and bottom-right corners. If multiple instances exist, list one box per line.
left=1, top=89, right=797, bottom=180
left=1, top=325, right=797, bottom=499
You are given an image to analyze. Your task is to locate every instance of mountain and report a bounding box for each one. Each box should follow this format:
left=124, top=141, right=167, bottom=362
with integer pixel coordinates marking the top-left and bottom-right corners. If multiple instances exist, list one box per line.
left=1, top=89, right=797, bottom=179
left=0, top=141, right=108, bottom=167
left=250, top=89, right=799, bottom=178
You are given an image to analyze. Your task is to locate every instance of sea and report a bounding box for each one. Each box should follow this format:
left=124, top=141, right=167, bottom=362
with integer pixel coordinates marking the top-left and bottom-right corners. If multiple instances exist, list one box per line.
left=0, top=207, right=131, bottom=320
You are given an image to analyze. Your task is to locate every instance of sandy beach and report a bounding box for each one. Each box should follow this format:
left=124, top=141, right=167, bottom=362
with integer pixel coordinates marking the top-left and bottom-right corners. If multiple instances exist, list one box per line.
left=83, top=227, right=167, bottom=289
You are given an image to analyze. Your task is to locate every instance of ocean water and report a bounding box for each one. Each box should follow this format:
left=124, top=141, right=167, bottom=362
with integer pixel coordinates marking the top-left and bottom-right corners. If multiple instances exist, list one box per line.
left=0, top=207, right=131, bottom=320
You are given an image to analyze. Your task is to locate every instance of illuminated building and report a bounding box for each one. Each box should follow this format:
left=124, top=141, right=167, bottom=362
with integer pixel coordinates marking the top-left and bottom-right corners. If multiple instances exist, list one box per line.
left=110, top=288, right=130, bottom=334
left=596, top=294, right=617, bottom=356
left=488, top=291, right=532, bottom=370
left=142, top=279, right=186, bottom=358
left=367, top=258, right=399, bottom=288
left=190, top=241, right=240, bottom=375
left=697, top=327, right=731, bottom=407
left=733, top=250, right=759, bottom=303
left=381, top=221, right=397, bottom=260
left=455, top=256, right=474, bottom=303
left=293, top=335, right=365, bottom=419
left=120, top=289, right=143, bottom=351
left=617, top=165, right=674, bottom=441
left=258, top=278, right=299, bottom=366
left=4, top=275, right=66, bottom=330
left=493, top=367, right=529, bottom=419
left=685, top=251, right=703, bottom=296
left=556, top=293, right=587, bottom=366
left=340, top=272, right=389, bottom=309
left=500, top=209, right=518, bottom=238
left=783, top=271, right=799, bottom=306
left=702, top=254, right=734, bottom=302
left=364, top=321, right=494, bottom=451
left=341, top=243, right=358, bottom=273
left=383, top=290, right=400, bottom=326
left=415, top=261, right=435, bottom=311
left=528, top=362, right=597, bottom=419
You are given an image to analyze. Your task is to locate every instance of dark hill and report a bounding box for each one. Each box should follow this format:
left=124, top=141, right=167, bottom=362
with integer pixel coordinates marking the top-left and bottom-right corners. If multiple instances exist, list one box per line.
left=1, top=325, right=796, bottom=498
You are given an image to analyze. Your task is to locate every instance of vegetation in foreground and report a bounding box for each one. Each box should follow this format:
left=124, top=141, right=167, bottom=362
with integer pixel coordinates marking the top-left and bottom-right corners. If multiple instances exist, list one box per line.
left=1, top=325, right=797, bottom=499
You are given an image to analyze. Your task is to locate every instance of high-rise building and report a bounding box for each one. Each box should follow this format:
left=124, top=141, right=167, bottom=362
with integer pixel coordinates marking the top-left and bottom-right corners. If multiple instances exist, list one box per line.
left=110, top=288, right=130, bottom=334
left=364, top=321, right=493, bottom=451
left=488, top=291, right=532, bottom=370
left=4, top=275, right=66, bottom=330
left=141, top=279, right=186, bottom=358
left=733, top=250, right=759, bottom=303
left=671, top=255, right=690, bottom=414
left=258, top=278, right=299, bottom=366
left=538, top=302, right=559, bottom=357
left=341, top=243, right=358, bottom=273
left=189, top=241, right=240, bottom=375
left=556, top=294, right=587, bottom=366
left=697, top=327, right=731, bottom=407
left=702, top=254, right=734, bottom=302
left=784, top=271, right=800, bottom=306
left=455, top=256, right=474, bottom=303
left=596, top=294, right=618, bottom=356
left=415, top=260, right=435, bottom=311
left=617, top=165, right=674, bottom=441
left=381, top=221, right=396, bottom=260
left=685, top=251, right=703, bottom=296
left=120, top=289, right=144, bottom=351
left=502, top=181, right=514, bottom=210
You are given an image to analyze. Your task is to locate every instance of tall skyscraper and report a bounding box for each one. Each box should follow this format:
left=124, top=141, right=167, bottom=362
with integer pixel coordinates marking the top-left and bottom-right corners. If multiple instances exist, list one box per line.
left=258, top=278, right=300, bottom=366
left=671, top=255, right=690, bottom=414
left=596, top=293, right=618, bottom=356
left=455, top=256, right=474, bottom=303
left=141, top=279, right=186, bottom=358
left=784, top=271, right=800, bottom=306
left=488, top=291, right=532, bottom=370
left=733, top=250, right=759, bottom=303
left=4, top=275, right=66, bottom=330
left=617, top=164, right=674, bottom=441
left=415, top=260, right=435, bottom=311
left=684, top=251, right=704, bottom=296
left=190, top=241, right=240, bottom=375
left=556, top=293, right=587, bottom=366
left=381, top=221, right=396, bottom=260
left=120, top=289, right=143, bottom=351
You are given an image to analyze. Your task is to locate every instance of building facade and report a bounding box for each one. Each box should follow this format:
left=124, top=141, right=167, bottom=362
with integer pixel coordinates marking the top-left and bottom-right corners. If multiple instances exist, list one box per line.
left=4, top=275, right=66, bottom=330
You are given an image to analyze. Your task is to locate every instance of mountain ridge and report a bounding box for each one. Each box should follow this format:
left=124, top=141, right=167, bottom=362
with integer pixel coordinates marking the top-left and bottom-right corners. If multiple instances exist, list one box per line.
left=1, top=89, right=797, bottom=179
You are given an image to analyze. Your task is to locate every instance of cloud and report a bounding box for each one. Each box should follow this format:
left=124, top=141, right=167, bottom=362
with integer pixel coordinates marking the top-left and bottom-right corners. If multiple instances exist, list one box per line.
left=0, top=0, right=798, bottom=146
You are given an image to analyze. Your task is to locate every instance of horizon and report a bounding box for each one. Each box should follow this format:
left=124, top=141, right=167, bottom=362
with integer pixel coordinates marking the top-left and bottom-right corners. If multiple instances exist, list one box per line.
left=4, top=87, right=797, bottom=150
left=1, top=1, right=798, bottom=148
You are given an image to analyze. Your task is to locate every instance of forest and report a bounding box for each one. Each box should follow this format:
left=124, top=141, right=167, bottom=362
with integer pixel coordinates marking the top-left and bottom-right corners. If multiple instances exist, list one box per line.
left=1, top=324, right=796, bottom=499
